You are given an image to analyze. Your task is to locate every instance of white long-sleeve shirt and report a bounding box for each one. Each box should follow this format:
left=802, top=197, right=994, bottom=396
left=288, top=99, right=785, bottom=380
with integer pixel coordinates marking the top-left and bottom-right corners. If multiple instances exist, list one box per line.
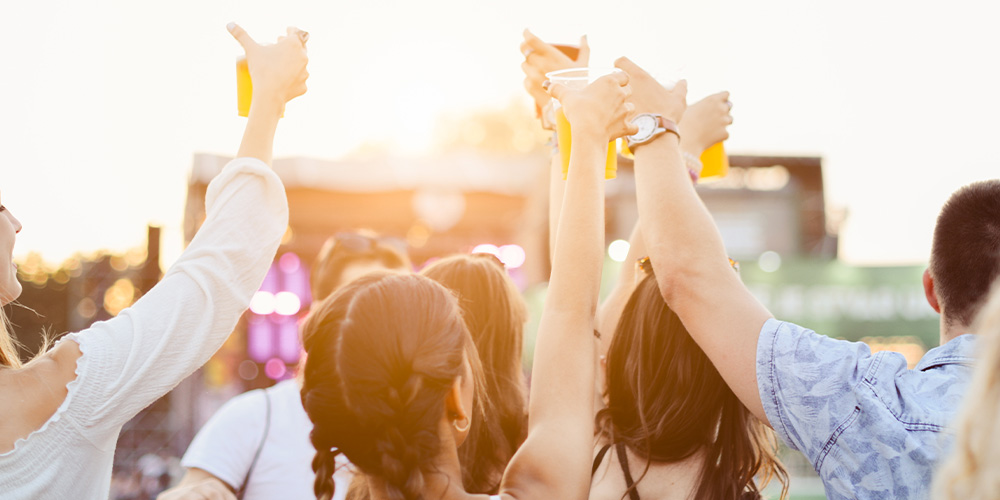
left=0, top=158, right=288, bottom=499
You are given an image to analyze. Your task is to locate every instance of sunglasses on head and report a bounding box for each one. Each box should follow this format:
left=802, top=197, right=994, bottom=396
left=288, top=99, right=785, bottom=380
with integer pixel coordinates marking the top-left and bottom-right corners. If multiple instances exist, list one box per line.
left=330, top=232, right=408, bottom=255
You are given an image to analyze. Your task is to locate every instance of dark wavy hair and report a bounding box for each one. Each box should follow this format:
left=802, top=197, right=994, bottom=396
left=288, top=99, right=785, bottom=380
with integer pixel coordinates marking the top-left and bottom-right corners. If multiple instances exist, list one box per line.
left=300, top=272, right=487, bottom=500
left=420, top=254, right=528, bottom=493
left=596, top=273, right=788, bottom=500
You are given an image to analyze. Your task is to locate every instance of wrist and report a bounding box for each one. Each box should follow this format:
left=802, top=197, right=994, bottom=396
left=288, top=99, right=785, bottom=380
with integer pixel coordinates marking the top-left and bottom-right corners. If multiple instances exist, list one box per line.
left=249, top=91, right=286, bottom=116
left=567, top=133, right=610, bottom=171
left=569, top=125, right=608, bottom=146
left=633, top=132, right=679, bottom=158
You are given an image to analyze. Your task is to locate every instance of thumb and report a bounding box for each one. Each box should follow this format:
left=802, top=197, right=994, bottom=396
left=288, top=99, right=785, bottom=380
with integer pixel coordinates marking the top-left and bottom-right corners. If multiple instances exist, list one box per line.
left=227, top=22, right=257, bottom=50
left=578, top=35, right=591, bottom=65
left=674, top=79, right=689, bottom=98
left=545, top=81, right=568, bottom=102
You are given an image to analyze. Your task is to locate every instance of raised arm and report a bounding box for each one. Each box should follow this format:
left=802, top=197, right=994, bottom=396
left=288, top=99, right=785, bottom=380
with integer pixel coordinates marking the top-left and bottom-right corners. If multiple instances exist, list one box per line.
left=595, top=222, right=645, bottom=347
left=596, top=91, right=734, bottom=349
left=62, top=25, right=307, bottom=437
left=500, top=72, right=636, bottom=500
left=231, top=24, right=309, bottom=165
left=518, top=29, right=589, bottom=261
left=617, top=56, right=772, bottom=423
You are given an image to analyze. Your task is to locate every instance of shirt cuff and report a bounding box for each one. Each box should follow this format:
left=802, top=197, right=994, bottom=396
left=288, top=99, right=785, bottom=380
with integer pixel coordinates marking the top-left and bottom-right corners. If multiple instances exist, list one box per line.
left=756, top=317, right=796, bottom=451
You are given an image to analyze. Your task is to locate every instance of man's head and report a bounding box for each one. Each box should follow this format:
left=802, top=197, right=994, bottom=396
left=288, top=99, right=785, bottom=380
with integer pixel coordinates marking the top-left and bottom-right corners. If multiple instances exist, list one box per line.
left=928, top=180, right=1000, bottom=333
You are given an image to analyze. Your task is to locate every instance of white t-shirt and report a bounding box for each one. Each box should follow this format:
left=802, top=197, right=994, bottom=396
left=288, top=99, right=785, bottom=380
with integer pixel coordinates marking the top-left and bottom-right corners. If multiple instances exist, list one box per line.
left=0, top=158, right=289, bottom=499
left=182, top=379, right=353, bottom=500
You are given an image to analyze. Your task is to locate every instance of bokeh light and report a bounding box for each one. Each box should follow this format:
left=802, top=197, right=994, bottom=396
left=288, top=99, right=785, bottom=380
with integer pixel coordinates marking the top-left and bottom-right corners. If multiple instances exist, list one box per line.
left=472, top=244, right=500, bottom=257
left=103, top=278, right=137, bottom=316
left=758, top=251, right=782, bottom=272
left=249, top=291, right=276, bottom=315
left=278, top=252, right=301, bottom=274
left=498, top=244, right=526, bottom=269
left=608, top=239, right=631, bottom=263
left=264, top=358, right=287, bottom=380
left=274, top=291, right=302, bottom=316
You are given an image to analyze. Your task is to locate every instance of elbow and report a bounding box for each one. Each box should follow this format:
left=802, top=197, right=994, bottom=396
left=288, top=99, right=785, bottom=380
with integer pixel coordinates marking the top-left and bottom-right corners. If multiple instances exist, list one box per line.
left=654, top=262, right=703, bottom=308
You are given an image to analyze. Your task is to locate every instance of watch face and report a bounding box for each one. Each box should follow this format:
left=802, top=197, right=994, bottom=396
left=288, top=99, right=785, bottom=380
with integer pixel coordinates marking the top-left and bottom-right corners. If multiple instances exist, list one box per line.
left=630, top=115, right=658, bottom=142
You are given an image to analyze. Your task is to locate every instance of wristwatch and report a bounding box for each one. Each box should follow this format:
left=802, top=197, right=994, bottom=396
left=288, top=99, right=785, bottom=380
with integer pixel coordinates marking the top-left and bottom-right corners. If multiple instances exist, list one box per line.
left=625, top=113, right=680, bottom=151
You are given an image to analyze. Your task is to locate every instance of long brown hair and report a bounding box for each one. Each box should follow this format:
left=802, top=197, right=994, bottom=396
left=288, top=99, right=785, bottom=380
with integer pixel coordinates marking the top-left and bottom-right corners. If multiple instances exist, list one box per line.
left=300, top=272, right=487, bottom=500
left=420, top=253, right=528, bottom=493
left=597, top=273, right=788, bottom=500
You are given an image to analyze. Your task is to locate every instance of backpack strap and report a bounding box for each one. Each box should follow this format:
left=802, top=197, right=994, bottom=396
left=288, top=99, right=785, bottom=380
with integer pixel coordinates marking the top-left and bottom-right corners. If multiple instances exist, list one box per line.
left=236, top=388, right=273, bottom=500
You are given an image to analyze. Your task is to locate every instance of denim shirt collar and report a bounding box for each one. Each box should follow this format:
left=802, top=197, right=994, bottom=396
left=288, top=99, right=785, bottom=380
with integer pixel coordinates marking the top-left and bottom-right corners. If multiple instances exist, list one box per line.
left=915, top=333, right=977, bottom=371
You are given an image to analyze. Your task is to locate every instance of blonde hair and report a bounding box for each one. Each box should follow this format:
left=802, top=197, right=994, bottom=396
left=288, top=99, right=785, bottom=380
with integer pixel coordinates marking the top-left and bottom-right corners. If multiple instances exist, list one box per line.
left=933, top=280, right=1000, bottom=499
left=0, top=308, right=23, bottom=368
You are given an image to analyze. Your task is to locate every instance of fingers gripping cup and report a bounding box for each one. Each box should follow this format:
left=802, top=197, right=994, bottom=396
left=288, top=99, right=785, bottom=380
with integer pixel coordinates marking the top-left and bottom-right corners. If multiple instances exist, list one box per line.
left=545, top=68, right=620, bottom=180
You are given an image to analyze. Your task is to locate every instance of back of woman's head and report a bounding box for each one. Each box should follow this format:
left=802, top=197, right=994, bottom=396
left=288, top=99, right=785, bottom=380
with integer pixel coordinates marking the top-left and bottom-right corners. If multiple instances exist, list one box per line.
left=934, top=280, right=1000, bottom=500
left=597, top=273, right=787, bottom=500
left=301, top=272, right=480, bottom=500
left=311, top=231, right=411, bottom=302
left=420, top=253, right=528, bottom=493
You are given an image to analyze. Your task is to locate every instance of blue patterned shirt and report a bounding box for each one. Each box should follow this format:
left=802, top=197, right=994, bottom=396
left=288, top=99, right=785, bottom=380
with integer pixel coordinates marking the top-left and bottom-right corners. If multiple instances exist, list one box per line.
left=756, top=318, right=976, bottom=500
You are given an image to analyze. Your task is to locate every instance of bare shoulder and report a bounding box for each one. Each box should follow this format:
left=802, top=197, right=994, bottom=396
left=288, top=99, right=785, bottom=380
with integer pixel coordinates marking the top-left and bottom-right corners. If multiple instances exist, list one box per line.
left=0, top=338, right=82, bottom=452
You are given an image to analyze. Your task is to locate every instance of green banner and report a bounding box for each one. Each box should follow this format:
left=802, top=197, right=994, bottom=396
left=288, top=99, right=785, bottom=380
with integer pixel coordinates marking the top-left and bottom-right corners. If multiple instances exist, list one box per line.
left=739, top=259, right=939, bottom=346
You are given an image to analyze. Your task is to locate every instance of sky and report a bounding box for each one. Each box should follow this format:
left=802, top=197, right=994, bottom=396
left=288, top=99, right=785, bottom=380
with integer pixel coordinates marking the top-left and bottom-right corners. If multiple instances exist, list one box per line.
left=2, top=0, right=998, bottom=268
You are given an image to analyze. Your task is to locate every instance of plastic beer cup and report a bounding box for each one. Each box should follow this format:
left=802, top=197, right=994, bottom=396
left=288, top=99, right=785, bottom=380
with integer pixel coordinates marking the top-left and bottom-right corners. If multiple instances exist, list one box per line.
left=237, top=56, right=252, bottom=117
left=546, top=68, right=620, bottom=180
left=699, top=142, right=729, bottom=179
left=237, top=56, right=284, bottom=117
left=534, top=44, right=581, bottom=120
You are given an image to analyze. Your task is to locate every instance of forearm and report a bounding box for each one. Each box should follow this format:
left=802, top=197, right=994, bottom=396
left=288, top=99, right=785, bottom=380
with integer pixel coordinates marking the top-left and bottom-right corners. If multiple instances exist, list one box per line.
left=633, top=136, right=728, bottom=295
left=597, top=222, right=646, bottom=341
left=530, top=137, right=605, bottom=423
left=633, top=135, right=770, bottom=420
left=70, top=160, right=288, bottom=434
left=236, top=96, right=284, bottom=166
left=546, top=138, right=606, bottom=315
left=547, top=149, right=566, bottom=263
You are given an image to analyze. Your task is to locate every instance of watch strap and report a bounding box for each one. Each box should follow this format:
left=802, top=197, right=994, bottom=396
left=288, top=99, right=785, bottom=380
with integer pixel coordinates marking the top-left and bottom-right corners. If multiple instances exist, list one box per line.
left=627, top=114, right=680, bottom=151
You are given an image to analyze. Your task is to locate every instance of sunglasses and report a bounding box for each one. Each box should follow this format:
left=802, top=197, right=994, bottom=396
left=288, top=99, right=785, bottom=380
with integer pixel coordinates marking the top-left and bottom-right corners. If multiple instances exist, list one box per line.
left=637, top=256, right=741, bottom=275
left=325, top=232, right=408, bottom=257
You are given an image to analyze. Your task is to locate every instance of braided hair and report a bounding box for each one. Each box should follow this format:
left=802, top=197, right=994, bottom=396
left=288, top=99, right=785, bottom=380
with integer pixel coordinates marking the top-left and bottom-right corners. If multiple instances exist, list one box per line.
left=301, top=272, right=480, bottom=500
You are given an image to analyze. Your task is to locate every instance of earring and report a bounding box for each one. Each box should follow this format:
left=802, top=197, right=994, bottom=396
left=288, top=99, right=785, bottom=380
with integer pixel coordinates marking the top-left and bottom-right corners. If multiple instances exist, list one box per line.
left=452, top=416, right=470, bottom=433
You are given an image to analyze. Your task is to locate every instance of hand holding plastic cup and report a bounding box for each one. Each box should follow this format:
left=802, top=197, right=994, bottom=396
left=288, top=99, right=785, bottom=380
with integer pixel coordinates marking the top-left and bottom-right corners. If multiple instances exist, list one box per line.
left=546, top=67, right=621, bottom=180
left=234, top=26, right=309, bottom=117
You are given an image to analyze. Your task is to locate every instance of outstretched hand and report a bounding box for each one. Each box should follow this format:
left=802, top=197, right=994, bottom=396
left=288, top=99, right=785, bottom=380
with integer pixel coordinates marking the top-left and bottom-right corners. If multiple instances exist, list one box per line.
left=614, top=57, right=687, bottom=125
left=520, top=29, right=590, bottom=120
left=547, top=71, right=637, bottom=143
left=228, top=23, right=309, bottom=110
left=681, top=92, right=733, bottom=155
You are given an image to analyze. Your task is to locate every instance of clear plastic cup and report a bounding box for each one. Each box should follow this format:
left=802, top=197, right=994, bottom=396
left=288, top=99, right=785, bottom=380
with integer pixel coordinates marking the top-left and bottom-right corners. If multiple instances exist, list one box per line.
left=545, top=67, right=621, bottom=180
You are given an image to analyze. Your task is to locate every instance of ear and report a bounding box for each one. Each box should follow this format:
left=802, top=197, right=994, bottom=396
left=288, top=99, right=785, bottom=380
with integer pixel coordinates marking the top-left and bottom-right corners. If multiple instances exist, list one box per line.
left=445, top=377, right=468, bottom=422
left=923, top=268, right=941, bottom=314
